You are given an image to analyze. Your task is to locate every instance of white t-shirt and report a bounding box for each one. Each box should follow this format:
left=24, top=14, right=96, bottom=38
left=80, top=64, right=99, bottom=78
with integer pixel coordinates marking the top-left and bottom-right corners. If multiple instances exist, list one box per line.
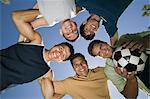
left=36, top=0, right=76, bottom=27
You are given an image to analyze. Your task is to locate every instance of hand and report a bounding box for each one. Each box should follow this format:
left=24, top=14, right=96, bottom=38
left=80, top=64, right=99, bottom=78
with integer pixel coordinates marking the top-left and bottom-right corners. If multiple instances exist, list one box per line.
left=114, top=67, right=136, bottom=80
left=122, top=41, right=145, bottom=52
left=38, top=69, right=53, bottom=81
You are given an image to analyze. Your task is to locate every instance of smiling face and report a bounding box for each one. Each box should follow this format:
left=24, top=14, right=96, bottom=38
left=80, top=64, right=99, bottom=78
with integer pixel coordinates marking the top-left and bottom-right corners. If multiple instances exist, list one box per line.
left=60, top=19, right=78, bottom=41
left=83, top=15, right=100, bottom=36
left=84, top=19, right=99, bottom=36
left=47, top=44, right=71, bottom=62
left=72, top=56, right=88, bottom=77
left=92, top=43, right=113, bottom=58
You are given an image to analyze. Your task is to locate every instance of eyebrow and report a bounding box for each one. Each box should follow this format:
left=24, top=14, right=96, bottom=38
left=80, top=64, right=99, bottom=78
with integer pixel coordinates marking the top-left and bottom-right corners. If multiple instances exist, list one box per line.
left=99, top=43, right=102, bottom=50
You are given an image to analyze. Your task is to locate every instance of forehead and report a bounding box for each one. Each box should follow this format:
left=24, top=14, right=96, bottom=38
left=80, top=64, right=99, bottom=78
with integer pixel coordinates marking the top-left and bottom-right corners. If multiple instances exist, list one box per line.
left=56, top=44, right=71, bottom=58
left=63, top=20, right=75, bottom=25
left=92, top=43, right=101, bottom=56
left=72, top=57, right=85, bottom=63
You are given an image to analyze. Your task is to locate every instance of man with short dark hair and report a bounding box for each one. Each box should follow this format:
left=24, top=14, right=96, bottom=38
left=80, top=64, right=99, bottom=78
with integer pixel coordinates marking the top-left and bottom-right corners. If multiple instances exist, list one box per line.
left=76, top=0, right=133, bottom=46
left=39, top=53, right=110, bottom=99
left=32, top=0, right=80, bottom=42
left=0, top=9, right=74, bottom=91
left=88, top=31, right=150, bottom=97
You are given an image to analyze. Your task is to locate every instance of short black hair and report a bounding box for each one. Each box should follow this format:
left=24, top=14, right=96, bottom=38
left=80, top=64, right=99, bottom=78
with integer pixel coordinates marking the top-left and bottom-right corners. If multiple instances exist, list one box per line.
left=56, top=42, right=74, bottom=61
left=70, top=53, right=87, bottom=66
left=88, top=40, right=107, bottom=57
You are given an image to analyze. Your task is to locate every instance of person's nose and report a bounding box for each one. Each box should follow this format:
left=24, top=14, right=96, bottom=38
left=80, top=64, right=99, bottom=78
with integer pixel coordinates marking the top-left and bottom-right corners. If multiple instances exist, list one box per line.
left=78, top=64, right=84, bottom=68
left=100, top=49, right=107, bottom=54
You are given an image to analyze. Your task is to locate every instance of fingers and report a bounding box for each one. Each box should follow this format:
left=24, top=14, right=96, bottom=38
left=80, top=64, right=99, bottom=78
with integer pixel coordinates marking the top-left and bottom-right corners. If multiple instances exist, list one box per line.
left=126, top=71, right=136, bottom=80
left=114, top=67, right=136, bottom=79
left=122, top=41, right=145, bottom=52
left=122, top=41, right=131, bottom=48
left=130, top=42, right=144, bottom=51
left=38, top=69, right=53, bottom=81
left=122, top=69, right=128, bottom=77
left=114, top=67, right=122, bottom=75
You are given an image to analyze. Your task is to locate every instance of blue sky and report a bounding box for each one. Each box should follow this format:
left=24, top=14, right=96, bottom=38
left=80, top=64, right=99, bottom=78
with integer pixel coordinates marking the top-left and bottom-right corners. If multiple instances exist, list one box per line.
left=0, top=0, right=149, bottom=99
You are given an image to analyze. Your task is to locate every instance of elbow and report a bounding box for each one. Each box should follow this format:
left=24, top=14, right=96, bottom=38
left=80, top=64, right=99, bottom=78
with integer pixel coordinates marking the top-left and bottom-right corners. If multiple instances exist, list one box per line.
left=12, top=11, right=18, bottom=20
left=12, top=11, right=22, bottom=22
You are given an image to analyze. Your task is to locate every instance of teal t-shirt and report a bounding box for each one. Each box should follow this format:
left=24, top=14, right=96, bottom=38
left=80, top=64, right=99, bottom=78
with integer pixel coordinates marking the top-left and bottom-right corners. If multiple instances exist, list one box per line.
left=75, top=0, right=133, bottom=37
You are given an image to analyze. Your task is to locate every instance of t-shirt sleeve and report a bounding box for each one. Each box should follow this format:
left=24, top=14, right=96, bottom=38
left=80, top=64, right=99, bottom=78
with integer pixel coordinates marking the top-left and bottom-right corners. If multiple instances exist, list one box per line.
left=102, top=20, right=118, bottom=38
left=104, top=59, right=126, bottom=92
left=53, top=80, right=67, bottom=96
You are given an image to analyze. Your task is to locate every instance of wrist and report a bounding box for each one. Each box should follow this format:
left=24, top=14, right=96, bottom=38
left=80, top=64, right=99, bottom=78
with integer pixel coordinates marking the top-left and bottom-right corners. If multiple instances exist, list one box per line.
left=127, top=76, right=137, bottom=82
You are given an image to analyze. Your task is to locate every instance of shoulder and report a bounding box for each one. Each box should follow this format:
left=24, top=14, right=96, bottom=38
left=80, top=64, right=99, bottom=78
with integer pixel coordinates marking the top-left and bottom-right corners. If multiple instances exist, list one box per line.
left=91, top=67, right=104, bottom=73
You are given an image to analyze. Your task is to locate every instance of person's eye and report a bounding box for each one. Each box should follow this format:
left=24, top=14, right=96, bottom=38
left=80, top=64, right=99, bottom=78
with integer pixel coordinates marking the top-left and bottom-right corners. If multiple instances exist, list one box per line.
left=59, top=47, right=63, bottom=51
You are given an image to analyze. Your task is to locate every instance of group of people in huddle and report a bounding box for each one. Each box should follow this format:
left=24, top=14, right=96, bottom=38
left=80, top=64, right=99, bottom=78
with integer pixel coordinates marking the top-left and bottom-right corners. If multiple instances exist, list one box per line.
left=0, top=0, right=149, bottom=99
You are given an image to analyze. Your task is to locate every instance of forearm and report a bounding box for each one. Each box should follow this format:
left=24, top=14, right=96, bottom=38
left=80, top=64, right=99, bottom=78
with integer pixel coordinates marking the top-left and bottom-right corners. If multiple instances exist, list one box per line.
left=38, top=78, right=54, bottom=99
left=12, top=9, right=40, bottom=40
left=31, top=17, right=48, bottom=29
left=110, top=31, right=118, bottom=47
left=121, top=76, right=138, bottom=98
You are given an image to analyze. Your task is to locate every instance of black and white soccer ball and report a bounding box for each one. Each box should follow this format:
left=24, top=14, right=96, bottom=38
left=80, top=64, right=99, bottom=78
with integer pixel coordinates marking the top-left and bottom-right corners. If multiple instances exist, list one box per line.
left=112, top=46, right=148, bottom=73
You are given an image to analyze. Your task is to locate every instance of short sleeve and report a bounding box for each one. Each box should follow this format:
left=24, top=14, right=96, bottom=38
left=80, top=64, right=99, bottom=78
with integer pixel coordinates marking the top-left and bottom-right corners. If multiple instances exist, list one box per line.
left=104, top=59, right=126, bottom=92
left=53, top=80, right=67, bottom=95
left=37, top=0, right=76, bottom=26
left=102, top=20, right=118, bottom=38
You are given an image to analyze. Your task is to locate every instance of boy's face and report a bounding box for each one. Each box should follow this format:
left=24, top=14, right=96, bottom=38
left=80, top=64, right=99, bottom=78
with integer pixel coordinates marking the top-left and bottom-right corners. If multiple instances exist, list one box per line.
left=92, top=43, right=113, bottom=58
left=48, top=45, right=71, bottom=62
left=83, top=18, right=99, bottom=36
left=60, top=20, right=78, bottom=41
left=72, top=57, right=88, bottom=77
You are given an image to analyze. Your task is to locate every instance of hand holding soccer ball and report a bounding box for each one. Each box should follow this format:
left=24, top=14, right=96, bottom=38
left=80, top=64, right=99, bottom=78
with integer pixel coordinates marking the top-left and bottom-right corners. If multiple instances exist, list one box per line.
left=112, top=46, right=148, bottom=74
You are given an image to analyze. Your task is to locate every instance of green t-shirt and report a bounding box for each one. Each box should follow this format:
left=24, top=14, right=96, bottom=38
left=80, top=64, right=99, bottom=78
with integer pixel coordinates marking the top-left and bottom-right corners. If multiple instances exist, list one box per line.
left=104, top=31, right=150, bottom=95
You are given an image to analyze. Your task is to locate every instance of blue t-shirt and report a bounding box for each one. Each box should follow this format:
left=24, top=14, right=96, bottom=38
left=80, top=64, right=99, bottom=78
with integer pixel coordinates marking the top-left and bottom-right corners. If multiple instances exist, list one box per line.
left=76, top=0, right=133, bottom=37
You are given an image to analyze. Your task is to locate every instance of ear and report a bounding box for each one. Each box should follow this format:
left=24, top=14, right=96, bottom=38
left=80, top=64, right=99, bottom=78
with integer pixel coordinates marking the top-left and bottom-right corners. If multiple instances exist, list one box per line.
left=59, top=29, right=63, bottom=35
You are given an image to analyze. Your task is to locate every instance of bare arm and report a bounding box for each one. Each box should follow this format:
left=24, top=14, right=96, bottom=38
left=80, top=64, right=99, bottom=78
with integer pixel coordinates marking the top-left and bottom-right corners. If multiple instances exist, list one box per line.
left=110, top=31, right=118, bottom=47
left=12, top=9, right=42, bottom=44
left=38, top=70, right=64, bottom=99
left=30, top=17, right=48, bottom=29
left=38, top=70, right=54, bottom=99
left=115, top=67, right=138, bottom=98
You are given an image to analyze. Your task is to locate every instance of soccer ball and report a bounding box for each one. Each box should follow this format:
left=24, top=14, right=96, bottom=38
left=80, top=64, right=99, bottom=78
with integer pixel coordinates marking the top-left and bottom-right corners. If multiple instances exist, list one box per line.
left=112, top=46, right=148, bottom=73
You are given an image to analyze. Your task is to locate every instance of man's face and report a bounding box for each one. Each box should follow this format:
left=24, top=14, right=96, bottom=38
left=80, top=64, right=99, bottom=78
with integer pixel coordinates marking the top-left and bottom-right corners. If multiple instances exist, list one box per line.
left=92, top=43, right=113, bottom=58
left=72, top=57, right=88, bottom=77
left=48, top=45, right=71, bottom=62
left=60, top=20, right=78, bottom=41
left=84, top=19, right=99, bottom=36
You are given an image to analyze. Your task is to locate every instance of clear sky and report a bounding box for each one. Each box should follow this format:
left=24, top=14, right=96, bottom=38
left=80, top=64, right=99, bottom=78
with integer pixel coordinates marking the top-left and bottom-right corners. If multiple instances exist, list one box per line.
left=0, top=0, right=149, bottom=99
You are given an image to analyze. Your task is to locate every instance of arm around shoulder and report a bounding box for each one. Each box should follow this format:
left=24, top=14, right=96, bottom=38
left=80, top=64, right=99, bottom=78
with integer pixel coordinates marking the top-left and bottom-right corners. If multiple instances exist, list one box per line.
left=12, top=9, right=41, bottom=43
left=38, top=70, right=64, bottom=99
